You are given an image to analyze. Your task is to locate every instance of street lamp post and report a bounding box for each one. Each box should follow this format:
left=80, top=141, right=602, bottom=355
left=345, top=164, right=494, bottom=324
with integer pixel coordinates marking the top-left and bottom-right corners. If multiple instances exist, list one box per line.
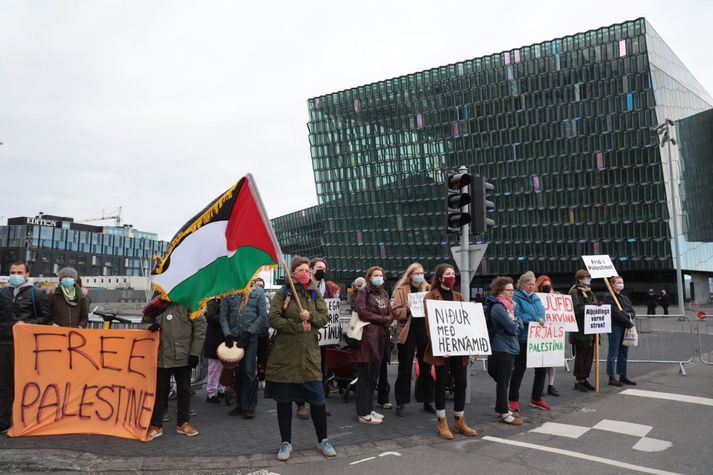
left=656, top=119, right=685, bottom=317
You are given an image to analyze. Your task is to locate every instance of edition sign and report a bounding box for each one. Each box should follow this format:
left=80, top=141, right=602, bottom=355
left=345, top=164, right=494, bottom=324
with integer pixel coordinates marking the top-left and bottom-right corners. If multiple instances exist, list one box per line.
left=9, top=324, right=159, bottom=441
left=425, top=300, right=491, bottom=357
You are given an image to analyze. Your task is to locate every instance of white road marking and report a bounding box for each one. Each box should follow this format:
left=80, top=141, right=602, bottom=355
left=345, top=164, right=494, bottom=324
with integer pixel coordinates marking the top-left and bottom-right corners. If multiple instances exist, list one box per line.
left=592, top=419, right=652, bottom=438
left=633, top=437, right=673, bottom=453
left=530, top=422, right=591, bottom=439
left=349, top=456, right=376, bottom=465
left=621, top=389, right=713, bottom=407
left=378, top=451, right=402, bottom=457
left=482, top=436, right=682, bottom=475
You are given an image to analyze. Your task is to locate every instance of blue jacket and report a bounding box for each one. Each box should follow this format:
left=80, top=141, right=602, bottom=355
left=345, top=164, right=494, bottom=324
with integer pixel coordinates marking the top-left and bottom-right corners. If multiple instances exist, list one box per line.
left=484, top=295, right=521, bottom=355
left=220, top=285, right=268, bottom=338
left=513, top=289, right=545, bottom=343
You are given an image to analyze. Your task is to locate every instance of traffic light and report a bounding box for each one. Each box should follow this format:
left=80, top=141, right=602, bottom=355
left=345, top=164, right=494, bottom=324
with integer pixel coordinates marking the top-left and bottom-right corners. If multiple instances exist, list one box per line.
left=471, top=176, right=495, bottom=234
left=446, top=169, right=471, bottom=233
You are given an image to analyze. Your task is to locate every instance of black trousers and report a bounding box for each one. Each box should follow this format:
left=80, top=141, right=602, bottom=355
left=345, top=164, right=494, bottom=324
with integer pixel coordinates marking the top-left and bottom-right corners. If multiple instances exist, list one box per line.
left=394, top=318, right=433, bottom=405
left=573, top=344, right=594, bottom=380
left=355, top=362, right=380, bottom=417
left=509, top=342, right=547, bottom=401
left=434, top=358, right=467, bottom=412
left=0, top=344, right=14, bottom=429
left=488, top=352, right=515, bottom=414
left=151, top=366, right=192, bottom=428
left=376, top=341, right=391, bottom=405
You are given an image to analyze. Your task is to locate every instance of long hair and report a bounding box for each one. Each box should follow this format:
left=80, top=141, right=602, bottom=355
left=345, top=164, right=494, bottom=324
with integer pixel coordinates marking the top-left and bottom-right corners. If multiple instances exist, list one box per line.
left=430, top=263, right=455, bottom=292
left=394, top=262, right=430, bottom=292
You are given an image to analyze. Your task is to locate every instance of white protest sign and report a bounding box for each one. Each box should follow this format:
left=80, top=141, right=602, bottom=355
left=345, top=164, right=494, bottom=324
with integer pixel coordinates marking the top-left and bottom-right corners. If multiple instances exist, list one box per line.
left=536, top=293, right=578, bottom=332
left=584, top=305, right=612, bottom=334
left=425, top=300, right=491, bottom=357
left=319, top=298, right=341, bottom=346
left=526, top=323, right=567, bottom=368
left=582, top=255, right=618, bottom=279
left=408, top=292, right=428, bottom=318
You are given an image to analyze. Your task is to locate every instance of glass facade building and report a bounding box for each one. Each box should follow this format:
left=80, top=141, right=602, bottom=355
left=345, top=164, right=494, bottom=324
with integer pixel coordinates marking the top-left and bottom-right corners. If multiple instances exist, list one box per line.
left=0, top=214, right=168, bottom=277
left=273, top=18, right=713, bottom=297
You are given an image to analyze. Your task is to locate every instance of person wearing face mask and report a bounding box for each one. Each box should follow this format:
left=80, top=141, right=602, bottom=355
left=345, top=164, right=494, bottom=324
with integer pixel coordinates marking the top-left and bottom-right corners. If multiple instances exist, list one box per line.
left=265, top=256, right=335, bottom=460
left=392, top=263, right=435, bottom=417
left=49, top=267, right=88, bottom=328
left=424, top=264, right=478, bottom=439
left=509, top=271, right=549, bottom=413
left=0, top=261, right=52, bottom=433
left=602, top=276, right=636, bottom=387
left=568, top=270, right=597, bottom=392
left=535, top=275, right=559, bottom=397
left=354, top=266, right=394, bottom=424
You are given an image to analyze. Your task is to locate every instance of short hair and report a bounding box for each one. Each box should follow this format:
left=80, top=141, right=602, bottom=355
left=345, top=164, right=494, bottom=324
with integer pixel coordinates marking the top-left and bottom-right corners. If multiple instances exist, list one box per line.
left=253, top=277, right=265, bottom=285
left=289, top=255, right=310, bottom=272
left=10, top=261, right=29, bottom=273
left=490, top=276, right=513, bottom=296
left=611, top=275, right=623, bottom=284
left=517, top=271, right=536, bottom=289
left=574, top=269, right=591, bottom=282
left=309, top=258, right=327, bottom=269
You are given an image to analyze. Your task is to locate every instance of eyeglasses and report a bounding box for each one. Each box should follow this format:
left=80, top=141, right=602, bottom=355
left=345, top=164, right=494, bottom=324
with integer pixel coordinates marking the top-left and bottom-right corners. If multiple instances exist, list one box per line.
left=503, top=288, right=515, bottom=292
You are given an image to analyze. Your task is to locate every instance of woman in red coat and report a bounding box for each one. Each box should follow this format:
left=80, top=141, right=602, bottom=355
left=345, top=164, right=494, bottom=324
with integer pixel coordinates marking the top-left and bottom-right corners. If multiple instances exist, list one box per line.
left=424, top=264, right=477, bottom=440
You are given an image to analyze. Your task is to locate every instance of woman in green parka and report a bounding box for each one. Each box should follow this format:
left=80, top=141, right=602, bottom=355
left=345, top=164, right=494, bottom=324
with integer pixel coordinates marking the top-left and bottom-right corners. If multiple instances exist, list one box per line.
left=265, top=256, right=336, bottom=461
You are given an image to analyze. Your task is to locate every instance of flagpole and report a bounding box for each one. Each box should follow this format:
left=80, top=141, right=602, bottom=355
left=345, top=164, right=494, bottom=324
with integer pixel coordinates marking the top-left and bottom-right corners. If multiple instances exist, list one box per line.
left=282, top=260, right=304, bottom=312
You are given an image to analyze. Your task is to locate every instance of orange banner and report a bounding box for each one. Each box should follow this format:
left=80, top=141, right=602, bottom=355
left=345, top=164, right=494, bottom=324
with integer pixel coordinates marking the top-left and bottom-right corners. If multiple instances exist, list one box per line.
left=8, top=324, right=159, bottom=441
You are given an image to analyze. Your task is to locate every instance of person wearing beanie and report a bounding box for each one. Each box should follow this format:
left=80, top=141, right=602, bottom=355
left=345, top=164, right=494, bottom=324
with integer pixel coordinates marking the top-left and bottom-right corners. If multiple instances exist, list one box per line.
left=49, top=267, right=88, bottom=328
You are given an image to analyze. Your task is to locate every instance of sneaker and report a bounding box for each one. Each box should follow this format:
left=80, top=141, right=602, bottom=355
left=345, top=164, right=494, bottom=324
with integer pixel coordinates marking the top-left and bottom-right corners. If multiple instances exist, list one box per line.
left=188, top=409, right=197, bottom=417
left=277, top=441, right=292, bottom=461
left=144, top=425, right=163, bottom=441
left=317, top=438, right=337, bottom=457
left=370, top=410, right=384, bottom=420
left=176, top=422, right=199, bottom=437
left=358, top=415, right=382, bottom=424
left=422, top=402, right=436, bottom=414
left=508, top=401, right=520, bottom=412
left=620, top=376, right=637, bottom=386
left=162, top=413, right=170, bottom=422
left=258, top=381, right=266, bottom=390
left=573, top=382, right=589, bottom=392
left=206, top=395, right=220, bottom=404
left=530, top=399, right=550, bottom=410
left=243, top=410, right=256, bottom=419
left=498, top=413, right=522, bottom=426
left=380, top=402, right=393, bottom=409
left=608, top=377, right=623, bottom=387
left=547, top=385, right=560, bottom=397
left=582, top=380, right=596, bottom=391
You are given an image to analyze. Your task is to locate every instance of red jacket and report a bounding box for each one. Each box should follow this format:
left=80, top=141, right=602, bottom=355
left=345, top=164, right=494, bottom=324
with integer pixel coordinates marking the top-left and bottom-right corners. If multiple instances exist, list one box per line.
left=353, top=286, right=393, bottom=363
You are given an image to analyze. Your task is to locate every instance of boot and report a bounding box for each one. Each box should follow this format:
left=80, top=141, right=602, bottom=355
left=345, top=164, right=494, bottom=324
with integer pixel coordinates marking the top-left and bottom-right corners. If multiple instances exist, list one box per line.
left=608, top=376, right=622, bottom=387
left=454, top=416, right=477, bottom=436
left=436, top=416, right=453, bottom=440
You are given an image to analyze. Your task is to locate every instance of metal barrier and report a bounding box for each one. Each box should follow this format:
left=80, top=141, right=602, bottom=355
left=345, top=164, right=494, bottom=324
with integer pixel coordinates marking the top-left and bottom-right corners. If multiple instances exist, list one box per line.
left=695, top=317, right=713, bottom=365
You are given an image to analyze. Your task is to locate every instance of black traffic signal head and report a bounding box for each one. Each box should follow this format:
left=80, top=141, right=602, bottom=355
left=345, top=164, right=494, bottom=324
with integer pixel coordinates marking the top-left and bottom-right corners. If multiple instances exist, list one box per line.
left=446, top=169, right=472, bottom=233
left=471, top=175, right=496, bottom=234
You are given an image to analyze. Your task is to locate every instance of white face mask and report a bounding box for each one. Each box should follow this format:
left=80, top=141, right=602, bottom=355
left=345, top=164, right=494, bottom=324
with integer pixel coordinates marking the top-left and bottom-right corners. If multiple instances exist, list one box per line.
left=614, top=282, right=624, bottom=292
left=582, top=278, right=592, bottom=286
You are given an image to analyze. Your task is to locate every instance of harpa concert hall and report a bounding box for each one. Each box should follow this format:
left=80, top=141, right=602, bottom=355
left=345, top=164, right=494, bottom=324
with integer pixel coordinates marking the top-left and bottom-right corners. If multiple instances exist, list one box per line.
left=271, top=18, right=713, bottom=303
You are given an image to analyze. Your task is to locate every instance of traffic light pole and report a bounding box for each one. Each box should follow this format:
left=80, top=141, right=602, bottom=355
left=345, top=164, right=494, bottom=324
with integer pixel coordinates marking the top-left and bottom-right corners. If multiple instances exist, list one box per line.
left=456, top=167, right=473, bottom=404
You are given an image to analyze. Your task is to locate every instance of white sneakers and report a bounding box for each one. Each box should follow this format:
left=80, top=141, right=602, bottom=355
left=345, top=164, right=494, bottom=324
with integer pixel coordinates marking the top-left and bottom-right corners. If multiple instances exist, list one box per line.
left=358, top=411, right=384, bottom=424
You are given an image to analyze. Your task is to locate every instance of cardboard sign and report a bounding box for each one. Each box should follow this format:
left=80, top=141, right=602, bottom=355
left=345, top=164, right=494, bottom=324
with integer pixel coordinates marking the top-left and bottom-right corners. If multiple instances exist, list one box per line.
left=536, top=293, right=578, bottom=332
left=526, top=323, right=566, bottom=368
left=318, top=298, right=341, bottom=346
left=584, top=305, right=612, bottom=334
left=408, top=292, right=428, bottom=318
left=9, top=324, right=159, bottom=441
left=425, top=300, right=491, bottom=357
left=582, top=255, right=618, bottom=279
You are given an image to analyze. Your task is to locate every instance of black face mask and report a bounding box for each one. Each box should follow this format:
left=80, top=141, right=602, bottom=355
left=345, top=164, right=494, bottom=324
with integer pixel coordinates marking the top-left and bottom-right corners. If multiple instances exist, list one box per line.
left=314, top=269, right=326, bottom=281
left=541, top=285, right=552, bottom=293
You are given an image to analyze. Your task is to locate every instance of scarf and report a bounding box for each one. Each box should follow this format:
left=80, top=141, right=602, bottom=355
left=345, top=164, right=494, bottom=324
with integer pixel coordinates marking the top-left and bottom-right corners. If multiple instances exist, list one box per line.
left=60, top=284, right=79, bottom=306
left=496, top=294, right=516, bottom=318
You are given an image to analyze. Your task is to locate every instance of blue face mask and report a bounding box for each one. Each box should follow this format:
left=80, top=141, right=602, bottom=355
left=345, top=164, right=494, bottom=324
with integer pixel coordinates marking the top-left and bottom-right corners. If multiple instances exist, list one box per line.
left=61, top=278, right=76, bottom=287
left=371, top=276, right=384, bottom=287
left=411, top=274, right=424, bottom=285
left=9, top=274, right=26, bottom=286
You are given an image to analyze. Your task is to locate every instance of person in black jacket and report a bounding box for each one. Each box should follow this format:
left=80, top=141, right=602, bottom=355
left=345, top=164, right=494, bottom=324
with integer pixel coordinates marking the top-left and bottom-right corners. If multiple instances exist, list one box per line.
left=657, top=289, right=670, bottom=315
left=602, top=276, right=636, bottom=387
left=0, top=261, right=51, bottom=432
left=203, top=298, right=226, bottom=404
left=646, top=289, right=657, bottom=315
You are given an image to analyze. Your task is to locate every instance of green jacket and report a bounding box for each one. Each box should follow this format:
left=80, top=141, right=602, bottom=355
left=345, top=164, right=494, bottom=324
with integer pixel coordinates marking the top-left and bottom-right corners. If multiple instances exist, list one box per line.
left=266, top=285, right=328, bottom=384
left=142, top=303, right=207, bottom=368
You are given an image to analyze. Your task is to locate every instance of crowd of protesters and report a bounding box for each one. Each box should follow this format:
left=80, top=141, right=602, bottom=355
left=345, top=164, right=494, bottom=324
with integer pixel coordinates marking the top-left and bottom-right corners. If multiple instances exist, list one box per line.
left=0, top=258, right=645, bottom=460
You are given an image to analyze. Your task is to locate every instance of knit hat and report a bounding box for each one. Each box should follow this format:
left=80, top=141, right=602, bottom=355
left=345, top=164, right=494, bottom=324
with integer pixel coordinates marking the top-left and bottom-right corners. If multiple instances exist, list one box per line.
left=58, top=267, right=79, bottom=280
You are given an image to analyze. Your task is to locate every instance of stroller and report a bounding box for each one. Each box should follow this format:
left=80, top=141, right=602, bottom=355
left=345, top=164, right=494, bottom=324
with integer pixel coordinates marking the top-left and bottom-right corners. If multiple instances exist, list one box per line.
left=325, top=346, right=358, bottom=402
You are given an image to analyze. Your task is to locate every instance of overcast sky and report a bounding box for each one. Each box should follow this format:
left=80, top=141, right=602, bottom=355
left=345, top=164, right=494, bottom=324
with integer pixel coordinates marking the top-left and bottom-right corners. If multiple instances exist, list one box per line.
left=2, top=0, right=711, bottom=241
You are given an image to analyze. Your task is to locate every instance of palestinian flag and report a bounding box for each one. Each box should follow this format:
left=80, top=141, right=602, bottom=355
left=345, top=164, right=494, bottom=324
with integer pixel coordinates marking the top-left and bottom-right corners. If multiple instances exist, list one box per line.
left=152, top=174, right=282, bottom=318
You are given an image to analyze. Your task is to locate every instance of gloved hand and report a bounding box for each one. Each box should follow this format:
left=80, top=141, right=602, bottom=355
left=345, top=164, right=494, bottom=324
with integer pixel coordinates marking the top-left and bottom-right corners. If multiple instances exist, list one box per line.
left=236, top=332, right=251, bottom=349
left=148, top=322, right=161, bottom=332
left=189, top=355, right=199, bottom=368
left=225, top=334, right=235, bottom=348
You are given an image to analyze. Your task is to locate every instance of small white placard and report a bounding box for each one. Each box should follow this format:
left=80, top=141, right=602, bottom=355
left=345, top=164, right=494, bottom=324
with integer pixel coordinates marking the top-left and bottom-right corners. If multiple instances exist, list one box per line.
left=318, top=298, right=341, bottom=346
left=584, top=304, right=612, bottom=334
left=582, top=255, right=618, bottom=279
left=408, top=292, right=428, bottom=318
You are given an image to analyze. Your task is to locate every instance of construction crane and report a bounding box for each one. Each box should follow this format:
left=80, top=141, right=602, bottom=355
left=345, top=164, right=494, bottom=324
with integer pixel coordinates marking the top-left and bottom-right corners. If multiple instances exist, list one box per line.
left=78, top=207, right=123, bottom=226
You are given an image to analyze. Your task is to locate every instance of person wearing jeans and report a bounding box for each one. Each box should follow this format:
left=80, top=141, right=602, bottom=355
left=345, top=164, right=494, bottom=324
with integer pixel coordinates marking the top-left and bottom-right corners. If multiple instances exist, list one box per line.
left=603, top=276, right=637, bottom=387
